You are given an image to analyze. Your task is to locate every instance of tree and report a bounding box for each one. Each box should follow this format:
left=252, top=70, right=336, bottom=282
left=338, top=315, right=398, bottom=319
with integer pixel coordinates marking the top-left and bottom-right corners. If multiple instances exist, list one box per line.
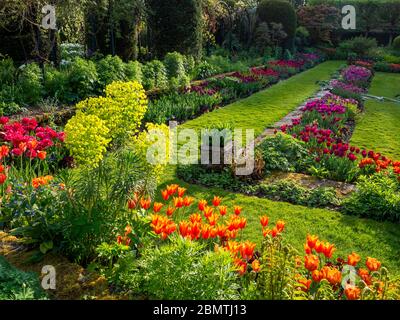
left=297, top=4, right=340, bottom=45
left=256, top=0, right=297, bottom=50
left=148, top=0, right=203, bottom=59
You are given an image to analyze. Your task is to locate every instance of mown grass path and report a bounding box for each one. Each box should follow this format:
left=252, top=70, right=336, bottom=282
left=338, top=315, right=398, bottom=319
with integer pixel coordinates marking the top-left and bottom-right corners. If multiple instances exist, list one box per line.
left=351, top=72, right=400, bottom=160
left=158, top=62, right=400, bottom=275
left=180, top=60, right=344, bottom=136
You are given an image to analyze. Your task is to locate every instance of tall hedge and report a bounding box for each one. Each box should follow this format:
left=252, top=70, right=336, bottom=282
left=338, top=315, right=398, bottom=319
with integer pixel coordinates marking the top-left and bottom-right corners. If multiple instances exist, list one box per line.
left=148, top=0, right=203, bottom=59
left=256, top=0, right=297, bottom=50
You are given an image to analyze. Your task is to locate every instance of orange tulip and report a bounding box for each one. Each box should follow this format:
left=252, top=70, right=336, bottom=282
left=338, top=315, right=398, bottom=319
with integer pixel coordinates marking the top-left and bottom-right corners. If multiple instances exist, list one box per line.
left=153, top=202, right=163, bottom=213
left=201, top=225, right=211, bottom=239
left=127, top=199, right=137, bottom=210
left=234, top=206, right=242, bottom=215
left=251, top=259, right=261, bottom=272
left=179, top=221, right=189, bottom=237
left=189, top=213, right=202, bottom=224
left=166, top=206, right=175, bottom=216
left=239, top=241, right=256, bottom=260
left=173, top=197, right=184, bottom=208
left=0, top=165, right=4, bottom=173
left=0, top=145, right=10, bottom=157
left=262, top=228, right=272, bottom=237
left=177, top=187, right=186, bottom=197
left=304, top=255, right=319, bottom=272
left=312, top=270, right=323, bottom=282
left=161, top=189, right=169, bottom=201
left=216, top=225, right=227, bottom=238
left=183, top=196, right=194, bottom=207
left=347, top=252, right=361, bottom=267
left=322, top=242, right=335, bottom=259
left=219, top=206, right=227, bottom=216
left=234, top=258, right=247, bottom=275
left=326, top=267, right=341, bottom=286
left=276, top=220, right=285, bottom=233
left=37, top=150, right=47, bottom=160
left=207, top=213, right=219, bottom=226
left=203, top=206, right=214, bottom=218
left=366, top=257, right=381, bottom=272
left=297, top=278, right=312, bottom=292
left=124, top=225, right=132, bottom=235
left=198, top=199, right=207, bottom=211
left=344, top=285, right=361, bottom=300
left=166, top=184, right=179, bottom=196
left=314, top=240, right=324, bottom=254
left=140, top=197, right=151, bottom=210
left=304, top=243, right=312, bottom=255
left=271, top=227, right=279, bottom=238
left=260, top=216, right=269, bottom=227
left=358, top=268, right=372, bottom=285
left=0, top=173, right=6, bottom=185
left=212, top=196, right=222, bottom=207
left=306, top=234, right=318, bottom=249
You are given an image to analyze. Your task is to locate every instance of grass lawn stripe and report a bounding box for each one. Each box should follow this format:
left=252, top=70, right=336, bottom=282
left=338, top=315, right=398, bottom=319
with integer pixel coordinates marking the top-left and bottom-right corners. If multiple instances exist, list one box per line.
left=351, top=72, right=400, bottom=160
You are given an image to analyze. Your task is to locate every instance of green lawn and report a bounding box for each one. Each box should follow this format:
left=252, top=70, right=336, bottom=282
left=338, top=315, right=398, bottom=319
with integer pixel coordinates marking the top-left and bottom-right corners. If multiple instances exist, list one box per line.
left=157, top=63, right=400, bottom=275
left=351, top=73, right=400, bottom=160
left=181, top=60, right=345, bottom=136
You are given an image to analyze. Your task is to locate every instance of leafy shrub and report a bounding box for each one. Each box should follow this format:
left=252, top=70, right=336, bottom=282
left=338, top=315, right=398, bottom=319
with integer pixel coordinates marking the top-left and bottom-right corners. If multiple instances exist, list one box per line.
left=17, top=63, right=43, bottom=106
left=256, top=0, right=297, bottom=50
left=61, top=148, right=157, bottom=263
left=64, top=112, right=111, bottom=167
left=67, top=58, right=98, bottom=102
left=125, top=61, right=143, bottom=83
left=0, top=256, right=47, bottom=300
left=142, top=60, right=168, bottom=90
left=44, top=65, right=72, bottom=103
left=0, top=57, right=16, bottom=85
left=257, top=133, right=311, bottom=174
left=60, top=43, right=85, bottom=62
left=194, top=61, right=217, bottom=79
left=393, top=35, right=400, bottom=50
left=338, top=37, right=377, bottom=58
left=183, top=55, right=196, bottom=76
left=148, top=0, right=203, bottom=58
left=75, top=81, right=147, bottom=145
left=343, top=173, right=400, bottom=222
left=139, top=236, right=240, bottom=300
left=96, top=55, right=127, bottom=88
left=256, top=180, right=340, bottom=208
left=383, top=54, right=400, bottom=64
left=163, top=52, right=187, bottom=81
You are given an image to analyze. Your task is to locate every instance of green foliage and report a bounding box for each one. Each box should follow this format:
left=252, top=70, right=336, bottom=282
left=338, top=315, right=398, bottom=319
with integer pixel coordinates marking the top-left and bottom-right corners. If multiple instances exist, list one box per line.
left=67, top=58, right=99, bottom=102
left=254, top=235, right=298, bottom=300
left=148, top=0, right=203, bottom=58
left=145, top=91, right=222, bottom=124
left=257, top=0, right=297, bottom=50
left=96, top=55, right=127, bottom=88
left=0, top=57, right=16, bottom=85
left=17, top=63, right=43, bottom=106
left=60, top=148, right=157, bottom=263
left=257, top=133, right=311, bottom=174
left=0, top=257, right=47, bottom=300
left=393, top=36, right=400, bottom=50
left=163, top=52, right=187, bottom=81
left=125, top=61, right=143, bottom=83
left=139, top=236, right=240, bottom=300
left=338, top=37, right=377, bottom=58
left=1, top=177, right=66, bottom=249
left=343, top=173, right=400, bottom=222
left=194, top=60, right=217, bottom=79
left=142, top=60, right=168, bottom=90
left=60, top=43, right=85, bottom=62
